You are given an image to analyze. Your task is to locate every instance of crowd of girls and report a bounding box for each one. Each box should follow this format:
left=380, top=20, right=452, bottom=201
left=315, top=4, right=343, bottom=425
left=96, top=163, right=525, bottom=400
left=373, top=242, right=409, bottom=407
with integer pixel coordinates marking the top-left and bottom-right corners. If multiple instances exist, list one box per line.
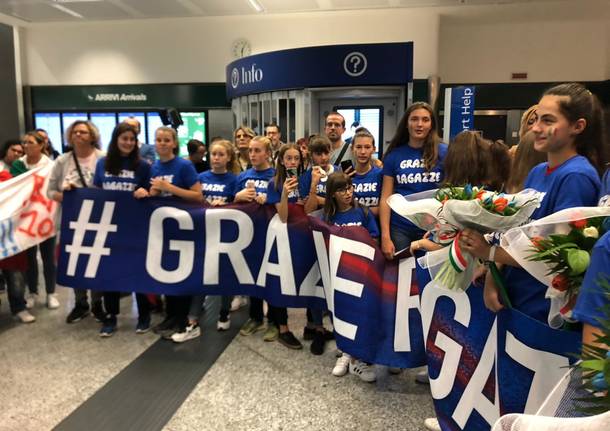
left=1, top=83, right=609, bottom=429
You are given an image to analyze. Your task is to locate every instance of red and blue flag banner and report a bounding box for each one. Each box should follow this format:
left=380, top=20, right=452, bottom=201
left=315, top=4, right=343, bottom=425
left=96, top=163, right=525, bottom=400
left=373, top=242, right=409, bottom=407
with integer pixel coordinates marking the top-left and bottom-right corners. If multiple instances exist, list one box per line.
left=0, top=165, right=58, bottom=259
left=57, top=189, right=582, bottom=430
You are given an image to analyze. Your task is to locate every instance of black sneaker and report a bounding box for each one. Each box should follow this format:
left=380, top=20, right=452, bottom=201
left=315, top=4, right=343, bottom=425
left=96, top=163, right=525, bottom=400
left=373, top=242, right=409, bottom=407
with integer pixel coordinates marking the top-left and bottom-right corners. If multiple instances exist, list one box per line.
left=91, top=302, right=106, bottom=322
left=303, top=326, right=315, bottom=341
left=310, top=330, right=326, bottom=355
left=278, top=331, right=303, bottom=350
left=66, top=306, right=89, bottom=324
left=152, top=317, right=176, bottom=334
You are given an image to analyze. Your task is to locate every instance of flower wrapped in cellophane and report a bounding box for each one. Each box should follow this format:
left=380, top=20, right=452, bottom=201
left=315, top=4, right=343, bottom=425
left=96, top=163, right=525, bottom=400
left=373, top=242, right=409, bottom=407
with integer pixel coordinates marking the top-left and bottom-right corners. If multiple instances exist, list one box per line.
left=388, top=185, right=540, bottom=291
left=501, top=206, right=610, bottom=328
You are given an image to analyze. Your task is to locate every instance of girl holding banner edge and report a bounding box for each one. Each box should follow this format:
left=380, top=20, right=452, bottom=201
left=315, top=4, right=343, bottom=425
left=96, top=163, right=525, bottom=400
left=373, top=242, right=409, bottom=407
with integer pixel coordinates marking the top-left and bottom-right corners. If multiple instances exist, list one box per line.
left=460, top=83, right=606, bottom=324
left=10, top=131, right=59, bottom=311
left=235, top=136, right=278, bottom=341
left=92, top=122, right=152, bottom=337
left=171, top=139, right=240, bottom=343
left=142, top=126, right=202, bottom=340
left=379, top=102, right=448, bottom=260
left=264, top=143, right=305, bottom=350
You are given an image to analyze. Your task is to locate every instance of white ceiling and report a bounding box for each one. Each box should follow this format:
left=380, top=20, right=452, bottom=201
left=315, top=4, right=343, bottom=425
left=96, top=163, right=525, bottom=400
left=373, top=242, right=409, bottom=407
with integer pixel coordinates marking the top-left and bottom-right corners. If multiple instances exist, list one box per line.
left=0, top=0, right=604, bottom=23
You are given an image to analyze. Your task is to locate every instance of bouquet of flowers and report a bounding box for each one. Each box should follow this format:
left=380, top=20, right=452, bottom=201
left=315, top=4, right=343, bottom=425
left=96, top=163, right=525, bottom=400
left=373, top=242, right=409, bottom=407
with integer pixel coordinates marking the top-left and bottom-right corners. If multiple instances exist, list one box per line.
left=501, top=206, right=610, bottom=328
left=388, top=185, right=540, bottom=291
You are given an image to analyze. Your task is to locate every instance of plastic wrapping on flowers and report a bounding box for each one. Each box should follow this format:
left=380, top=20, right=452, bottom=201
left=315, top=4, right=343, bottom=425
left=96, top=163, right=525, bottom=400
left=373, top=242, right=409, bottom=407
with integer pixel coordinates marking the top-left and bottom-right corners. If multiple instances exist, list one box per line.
left=501, top=206, right=610, bottom=328
left=388, top=186, right=541, bottom=292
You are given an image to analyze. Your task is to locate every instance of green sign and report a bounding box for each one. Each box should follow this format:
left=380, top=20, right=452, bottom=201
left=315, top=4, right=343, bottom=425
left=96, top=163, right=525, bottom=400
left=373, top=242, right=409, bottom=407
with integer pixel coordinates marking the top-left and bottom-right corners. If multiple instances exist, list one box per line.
left=29, top=83, right=230, bottom=110
left=177, top=112, right=207, bottom=155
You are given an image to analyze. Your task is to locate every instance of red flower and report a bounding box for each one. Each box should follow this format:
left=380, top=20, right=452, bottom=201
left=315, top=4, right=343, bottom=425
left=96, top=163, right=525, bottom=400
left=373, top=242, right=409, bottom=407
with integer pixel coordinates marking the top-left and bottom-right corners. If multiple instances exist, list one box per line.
left=476, top=189, right=486, bottom=200
left=551, top=274, right=570, bottom=292
left=494, top=197, right=508, bottom=213
left=531, top=236, right=545, bottom=251
left=0, top=170, right=12, bottom=182
left=569, top=219, right=587, bottom=229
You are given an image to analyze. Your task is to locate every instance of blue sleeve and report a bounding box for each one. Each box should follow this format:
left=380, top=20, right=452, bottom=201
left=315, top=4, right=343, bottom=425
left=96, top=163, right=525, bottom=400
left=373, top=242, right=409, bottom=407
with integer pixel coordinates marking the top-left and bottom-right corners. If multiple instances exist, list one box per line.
left=137, top=161, right=151, bottom=189
left=181, top=161, right=199, bottom=188
left=226, top=176, right=237, bottom=202
left=573, top=234, right=610, bottom=328
left=381, top=151, right=395, bottom=177
left=599, top=169, right=610, bottom=205
left=93, top=159, right=104, bottom=187
left=554, top=173, right=600, bottom=212
left=364, top=207, right=379, bottom=238
left=299, top=170, right=311, bottom=198
left=266, top=181, right=281, bottom=204
left=236, top=171, right=246, bottom=191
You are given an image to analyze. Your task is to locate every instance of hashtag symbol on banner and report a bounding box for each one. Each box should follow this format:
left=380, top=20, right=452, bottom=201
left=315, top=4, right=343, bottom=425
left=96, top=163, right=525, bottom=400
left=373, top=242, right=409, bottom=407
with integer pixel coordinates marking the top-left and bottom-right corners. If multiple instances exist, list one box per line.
left=65, top=200, right=117, bottom=278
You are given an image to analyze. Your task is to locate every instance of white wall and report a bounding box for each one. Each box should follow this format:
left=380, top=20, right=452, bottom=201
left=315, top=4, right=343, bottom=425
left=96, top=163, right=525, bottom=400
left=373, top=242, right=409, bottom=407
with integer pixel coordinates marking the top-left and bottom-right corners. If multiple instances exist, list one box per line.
left=20, top=9, right=440, bottom=85
left=439, top=18, right=610, bottom=83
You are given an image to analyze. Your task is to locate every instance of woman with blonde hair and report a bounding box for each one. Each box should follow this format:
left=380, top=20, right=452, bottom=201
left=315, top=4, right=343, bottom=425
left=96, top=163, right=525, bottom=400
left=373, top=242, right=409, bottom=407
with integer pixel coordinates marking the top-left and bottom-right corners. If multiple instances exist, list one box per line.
left=234, top=126, right=255, bottom=172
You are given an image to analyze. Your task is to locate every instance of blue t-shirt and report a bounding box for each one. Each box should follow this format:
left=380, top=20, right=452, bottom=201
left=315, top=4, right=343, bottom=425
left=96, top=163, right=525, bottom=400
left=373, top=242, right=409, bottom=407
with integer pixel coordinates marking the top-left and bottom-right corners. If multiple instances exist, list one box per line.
left=236, top=167, right=275, bottom=200
left=93, top=157, right=151, bottom=192
left=298, top=165, right=340, bottom=199
left=198, top=170, right=237, bottom=204
left=352, top=166, right=383, bottom=208
left=328, top=206, right=379, bottom=238
left=382, top=143, right=448, bottom=233
left=504, top=155, right=601, bottom=323
left=598, top=169, right=610, bottom=206
left=266, top=178, right=300, bottom=204
left=150, top=157, right=199, bottom=197
left=572, top=231, right=610, bottom=329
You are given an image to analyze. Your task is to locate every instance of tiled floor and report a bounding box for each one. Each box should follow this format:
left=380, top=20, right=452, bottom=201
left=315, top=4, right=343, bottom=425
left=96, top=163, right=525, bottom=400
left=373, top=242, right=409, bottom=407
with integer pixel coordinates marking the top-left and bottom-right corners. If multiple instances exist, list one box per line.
left=0, top=286, right=435, bottom=431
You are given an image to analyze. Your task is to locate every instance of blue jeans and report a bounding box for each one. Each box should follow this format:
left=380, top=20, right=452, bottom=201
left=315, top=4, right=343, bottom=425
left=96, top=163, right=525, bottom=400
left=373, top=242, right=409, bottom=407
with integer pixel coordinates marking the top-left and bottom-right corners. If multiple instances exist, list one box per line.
left=188, top=295, right=232, bottom=322
left=390, top=228, right=421, bottom=253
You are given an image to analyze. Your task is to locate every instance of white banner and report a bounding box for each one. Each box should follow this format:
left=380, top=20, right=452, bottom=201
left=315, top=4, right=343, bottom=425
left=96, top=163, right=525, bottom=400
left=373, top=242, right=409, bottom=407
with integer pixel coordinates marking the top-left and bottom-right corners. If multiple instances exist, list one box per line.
left=0, top=164, right=58, bottom=258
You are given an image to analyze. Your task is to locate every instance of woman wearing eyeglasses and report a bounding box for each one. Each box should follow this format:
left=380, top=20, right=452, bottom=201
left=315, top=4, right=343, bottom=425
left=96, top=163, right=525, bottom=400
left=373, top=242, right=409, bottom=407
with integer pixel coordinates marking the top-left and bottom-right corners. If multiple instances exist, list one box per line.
left=47, top=120, right=106, bottom=324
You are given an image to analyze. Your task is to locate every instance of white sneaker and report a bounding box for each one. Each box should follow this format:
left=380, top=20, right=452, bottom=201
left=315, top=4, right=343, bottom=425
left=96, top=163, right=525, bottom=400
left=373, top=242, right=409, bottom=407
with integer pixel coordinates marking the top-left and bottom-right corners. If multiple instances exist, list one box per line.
left=47, top=293, right=60, bottom=309
left=171, top=324, right=201, bottom=343
left=217, top=318, right=231, bottom=331
left=415, top=368, right=429, bottom=384
left=349, top=360, right=376, bottom=383
left=16, top=310, right=36, bottom=323
left=25, top=293, right=38, bottom=309
left=424, top=417, right=441, bottom=431
left=332, top=353, right=351, bottom=377
left=230, top=296, right=247, bottom=312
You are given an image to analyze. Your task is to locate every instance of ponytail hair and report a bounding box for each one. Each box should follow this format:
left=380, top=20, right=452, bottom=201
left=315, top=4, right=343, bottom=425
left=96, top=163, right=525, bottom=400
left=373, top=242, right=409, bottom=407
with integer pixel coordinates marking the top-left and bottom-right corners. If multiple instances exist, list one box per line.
left=543, top=83, right=607, bottom=176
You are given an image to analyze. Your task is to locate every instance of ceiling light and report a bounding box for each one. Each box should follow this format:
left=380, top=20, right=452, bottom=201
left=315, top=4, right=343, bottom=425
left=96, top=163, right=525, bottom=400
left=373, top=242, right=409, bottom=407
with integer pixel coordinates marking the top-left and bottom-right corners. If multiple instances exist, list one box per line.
left=51, top=3, right=84, bottom=18
left=247, top=0, right=265, bottom=13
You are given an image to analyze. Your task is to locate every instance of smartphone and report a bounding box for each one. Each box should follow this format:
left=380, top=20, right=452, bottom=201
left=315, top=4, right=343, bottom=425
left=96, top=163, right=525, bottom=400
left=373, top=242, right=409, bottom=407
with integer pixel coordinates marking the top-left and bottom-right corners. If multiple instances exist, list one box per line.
left=340, top=159, right=353, bottom=172
left=286, top=167, right=298, bottom=178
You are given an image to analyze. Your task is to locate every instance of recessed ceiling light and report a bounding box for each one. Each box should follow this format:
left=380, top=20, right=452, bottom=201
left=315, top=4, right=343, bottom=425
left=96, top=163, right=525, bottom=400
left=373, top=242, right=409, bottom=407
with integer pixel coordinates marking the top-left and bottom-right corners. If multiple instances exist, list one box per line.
left=247, top=0, right=265, bottom=13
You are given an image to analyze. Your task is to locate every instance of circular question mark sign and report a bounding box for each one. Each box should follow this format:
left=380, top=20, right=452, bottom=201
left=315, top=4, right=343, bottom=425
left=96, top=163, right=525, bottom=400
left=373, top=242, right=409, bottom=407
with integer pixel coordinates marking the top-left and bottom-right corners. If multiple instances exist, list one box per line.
left=343, top=52, right=367, bottom=77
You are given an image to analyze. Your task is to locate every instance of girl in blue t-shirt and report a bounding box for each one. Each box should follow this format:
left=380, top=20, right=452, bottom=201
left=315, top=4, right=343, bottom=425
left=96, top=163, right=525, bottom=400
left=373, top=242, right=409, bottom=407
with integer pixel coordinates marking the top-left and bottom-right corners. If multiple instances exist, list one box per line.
left=379, top=102, right=448, bottom=260
left=234, top=136, right=275, bottom=205
left=323, top=172, right=379, bottom=382
left=261, top=143, right=305, bottom=350
left=323, top=172, right=379, bottom=237
left=199, top=139, right=239, bottom=206
left=177, top=139, right=241, bottom=340
left=144, top=127, right=202, bottom=342
left=93, top=122, right=153, bottom=337
left=350, top=130, right=383, bottom=216
left=302, top=134, right=340, bottom=214
left=461, top=83, right=606, bottom=324
left=235, top=136, right=278, bottom=340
